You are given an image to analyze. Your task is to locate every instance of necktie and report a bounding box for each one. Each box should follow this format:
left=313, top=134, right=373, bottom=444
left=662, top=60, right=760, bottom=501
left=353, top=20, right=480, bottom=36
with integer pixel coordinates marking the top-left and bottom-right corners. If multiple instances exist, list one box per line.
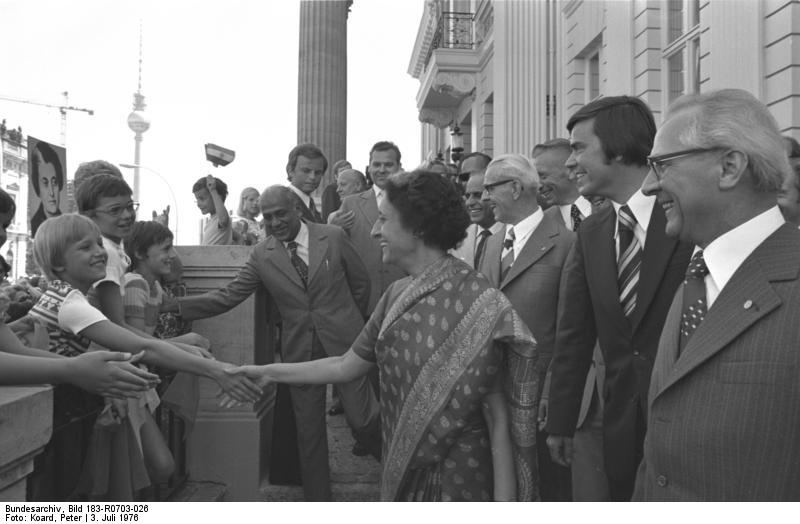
left=473, top=228, right=492, bottom=269
left=307, top=198, right=322, bottom=223
left=679, top=250, right=709, bottom=353
left=617, top=205, right=642, bottom=318
left=570, top=204, right=583, bottom=231
left=500, top=227, right=515, bottom=282
left=376, top=190, right=383, bottom=209
left=287, top=240, right=308, bottom=288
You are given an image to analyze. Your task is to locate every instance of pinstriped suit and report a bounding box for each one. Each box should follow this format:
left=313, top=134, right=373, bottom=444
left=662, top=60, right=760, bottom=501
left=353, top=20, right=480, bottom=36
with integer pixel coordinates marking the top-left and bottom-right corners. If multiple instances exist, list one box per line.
left=633, top=223, right=800, bottom=501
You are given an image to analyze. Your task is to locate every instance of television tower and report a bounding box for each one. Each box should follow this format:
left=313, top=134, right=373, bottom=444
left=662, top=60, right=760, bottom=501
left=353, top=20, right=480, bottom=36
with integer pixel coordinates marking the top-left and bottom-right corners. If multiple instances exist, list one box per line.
left=126, top=22, right=150, bottom=201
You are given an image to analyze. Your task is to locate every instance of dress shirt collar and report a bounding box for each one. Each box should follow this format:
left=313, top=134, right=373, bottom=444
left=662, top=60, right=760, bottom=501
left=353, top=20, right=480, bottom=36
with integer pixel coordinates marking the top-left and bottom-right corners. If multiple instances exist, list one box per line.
left=611, top=189, right=655, bottom=245
left=372, top=184, right=383, bottom=201
left=288, top=183, right=311, bottom=207
left=702, top=206, right=785, bottom=306
left=507, top=208, right=544, bottom=254
left=558, top=195, right=593, bottom=228
left=284, top=220, right=309, bottom=250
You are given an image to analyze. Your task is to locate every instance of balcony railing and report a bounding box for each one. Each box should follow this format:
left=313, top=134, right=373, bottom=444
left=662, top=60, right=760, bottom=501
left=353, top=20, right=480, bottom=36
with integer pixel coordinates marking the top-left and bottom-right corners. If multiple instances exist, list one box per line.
left=424, top=11, right=475, bottom=70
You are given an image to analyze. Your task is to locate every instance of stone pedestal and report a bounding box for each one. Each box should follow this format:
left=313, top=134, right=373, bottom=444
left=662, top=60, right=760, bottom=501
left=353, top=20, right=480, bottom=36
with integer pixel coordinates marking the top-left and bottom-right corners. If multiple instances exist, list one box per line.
left=297, top=0, right=350, bottom=191
left=0, top=386, right=52, bottom=501
left=177, top=246, right=277, bottom=501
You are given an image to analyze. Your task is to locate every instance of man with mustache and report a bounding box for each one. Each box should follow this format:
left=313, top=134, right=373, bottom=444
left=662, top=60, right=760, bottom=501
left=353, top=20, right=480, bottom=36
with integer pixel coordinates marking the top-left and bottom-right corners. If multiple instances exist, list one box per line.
left=452, top=166, right=502, bottom=269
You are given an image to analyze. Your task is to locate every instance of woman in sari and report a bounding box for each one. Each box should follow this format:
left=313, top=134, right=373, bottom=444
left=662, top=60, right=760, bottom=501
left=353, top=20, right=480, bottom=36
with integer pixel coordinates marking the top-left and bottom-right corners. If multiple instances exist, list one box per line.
left=230, top=171, right=539, bottom=501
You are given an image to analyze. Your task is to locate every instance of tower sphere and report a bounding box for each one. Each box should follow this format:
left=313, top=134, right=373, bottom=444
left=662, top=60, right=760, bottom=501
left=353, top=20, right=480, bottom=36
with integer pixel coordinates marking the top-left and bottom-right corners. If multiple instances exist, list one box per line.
left=127, top=110, right=150, bottom=133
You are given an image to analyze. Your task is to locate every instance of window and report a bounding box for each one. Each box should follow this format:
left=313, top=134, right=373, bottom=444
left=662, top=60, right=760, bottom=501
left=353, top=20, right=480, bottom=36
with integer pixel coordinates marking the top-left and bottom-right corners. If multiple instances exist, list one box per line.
left=588, top=50, right=600, bottom=101
left=662, top=0, right=701, bottom=106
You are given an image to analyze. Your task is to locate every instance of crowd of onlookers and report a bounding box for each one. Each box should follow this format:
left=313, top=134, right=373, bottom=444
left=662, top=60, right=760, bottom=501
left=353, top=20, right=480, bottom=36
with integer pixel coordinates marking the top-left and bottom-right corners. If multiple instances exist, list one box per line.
left=3, top=87, right=800, bottom=502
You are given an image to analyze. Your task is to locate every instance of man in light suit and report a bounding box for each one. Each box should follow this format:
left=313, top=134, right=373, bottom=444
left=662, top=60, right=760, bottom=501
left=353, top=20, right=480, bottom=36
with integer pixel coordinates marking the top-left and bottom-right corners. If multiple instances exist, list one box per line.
left=169, top=186, right=379, bottom=501
left=286, top=143, right=326, bottom=223
left=479, top=153, right=576, bottom=501
left=332, top=141, right=407, bottom=313
left=533, top=138, right=592, bottom=232
left=452, top=170, right=502, bottom=269
left=633, top=89, right=800, bottom=501
left=546, top=96, right=693, bottom=501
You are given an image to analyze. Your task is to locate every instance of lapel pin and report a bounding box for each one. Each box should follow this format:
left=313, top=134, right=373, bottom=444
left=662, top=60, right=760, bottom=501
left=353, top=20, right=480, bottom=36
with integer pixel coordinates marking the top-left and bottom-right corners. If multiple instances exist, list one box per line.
left=743, top=300, right=753, bottom=309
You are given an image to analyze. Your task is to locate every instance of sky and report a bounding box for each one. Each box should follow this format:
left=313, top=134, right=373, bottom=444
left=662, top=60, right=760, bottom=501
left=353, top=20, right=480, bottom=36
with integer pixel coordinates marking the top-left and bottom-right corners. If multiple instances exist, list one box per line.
left=0, top=0, right=425, bottom=244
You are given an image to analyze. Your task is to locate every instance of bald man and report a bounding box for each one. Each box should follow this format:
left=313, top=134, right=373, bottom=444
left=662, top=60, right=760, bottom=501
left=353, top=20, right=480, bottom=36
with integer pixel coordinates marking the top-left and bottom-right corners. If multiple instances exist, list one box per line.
left=167, top=186, right=379, bottom=501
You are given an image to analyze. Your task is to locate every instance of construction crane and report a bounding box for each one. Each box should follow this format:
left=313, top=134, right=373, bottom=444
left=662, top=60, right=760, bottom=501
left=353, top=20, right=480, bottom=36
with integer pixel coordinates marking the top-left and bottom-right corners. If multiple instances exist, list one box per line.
left=0, top=91, right=93, bottom=146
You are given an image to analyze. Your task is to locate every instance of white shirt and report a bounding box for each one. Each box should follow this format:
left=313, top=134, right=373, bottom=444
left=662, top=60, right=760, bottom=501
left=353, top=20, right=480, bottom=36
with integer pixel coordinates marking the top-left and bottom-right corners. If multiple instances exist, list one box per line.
left=557, top=196, right=593, bottom=230
left=288, top=183, right=312, bottom=209
left=283, top=221, right=310, bottom=265
left=702, top=206, right=785, bottom=308
left=611, top=190, right=655, bottom=257
left=506, top=208, right=544, bottom=262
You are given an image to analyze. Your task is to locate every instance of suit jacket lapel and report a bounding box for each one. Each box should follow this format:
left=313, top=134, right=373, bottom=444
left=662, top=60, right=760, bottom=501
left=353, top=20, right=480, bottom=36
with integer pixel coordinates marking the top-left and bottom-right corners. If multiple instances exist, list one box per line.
left=265, top=235, right=305, bottom=289
left=501, top=214, right=557, bottom=288
left=480, top=224, right=505, bottom=286
left=307, top=223, right=328, bottom=284
left=655, top=224, right=800, bottom=399
left=630, top=205, right=680, bottom=331
left=584, top=206, right=629, bottom=331
left=358, top=190, right=378, bottom=225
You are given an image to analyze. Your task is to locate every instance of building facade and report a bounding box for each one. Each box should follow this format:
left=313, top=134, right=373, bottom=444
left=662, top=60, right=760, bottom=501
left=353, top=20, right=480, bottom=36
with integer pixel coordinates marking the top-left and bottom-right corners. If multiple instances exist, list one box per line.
left=408, top=0, right=800, bottom=162
left=0, top=127, right=29, bottom=280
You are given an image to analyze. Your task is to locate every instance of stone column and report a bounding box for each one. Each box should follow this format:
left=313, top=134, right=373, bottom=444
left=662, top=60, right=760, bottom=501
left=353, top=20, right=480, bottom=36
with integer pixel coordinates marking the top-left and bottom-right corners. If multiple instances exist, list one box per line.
left=178, top=245, right=276, bottom=501
left=0, top=386, right=52, bottom=501
left=297, top=0, right=350, bottom=193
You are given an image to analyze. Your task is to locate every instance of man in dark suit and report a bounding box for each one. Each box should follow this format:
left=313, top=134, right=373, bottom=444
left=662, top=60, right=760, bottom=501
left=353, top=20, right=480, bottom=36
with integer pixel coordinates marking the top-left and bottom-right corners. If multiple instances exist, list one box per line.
left=633, top=89, right=800, bottom=501
left=286, top=143, right=326, bottom=223
left=479, top=153, right=575, bottom=501
left=169, top=186, right=379, bottom=501
left=332, top=141, right=406, bottom=313
left=545, top=96, right=692, bottom=501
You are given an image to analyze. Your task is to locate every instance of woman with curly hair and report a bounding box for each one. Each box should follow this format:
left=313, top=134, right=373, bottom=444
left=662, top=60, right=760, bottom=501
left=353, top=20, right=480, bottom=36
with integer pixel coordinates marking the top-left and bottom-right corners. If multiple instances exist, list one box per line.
left=229, top=170, right=539, bottom=501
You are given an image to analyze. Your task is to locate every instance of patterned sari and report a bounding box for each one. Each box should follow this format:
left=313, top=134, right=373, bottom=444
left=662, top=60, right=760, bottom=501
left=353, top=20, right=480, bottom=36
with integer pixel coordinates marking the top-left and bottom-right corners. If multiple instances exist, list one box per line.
left=352, top=256, right=539, bottom=501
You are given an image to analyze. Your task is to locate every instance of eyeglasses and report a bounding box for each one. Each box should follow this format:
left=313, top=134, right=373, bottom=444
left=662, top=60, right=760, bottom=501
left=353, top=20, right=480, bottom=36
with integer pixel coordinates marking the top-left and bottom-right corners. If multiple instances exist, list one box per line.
left=93, top=201, right=139, bottom=217
left=483, top=179, right=515, bottom=192
left=647, top=148, right=721, bottom=180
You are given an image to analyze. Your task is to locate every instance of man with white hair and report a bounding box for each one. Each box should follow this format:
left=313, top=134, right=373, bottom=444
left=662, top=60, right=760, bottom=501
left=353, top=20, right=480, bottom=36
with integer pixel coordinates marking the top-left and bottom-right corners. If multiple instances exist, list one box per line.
left=479, top=153, right=575, bottom=500
left=633, top=89, right=800, bottom=501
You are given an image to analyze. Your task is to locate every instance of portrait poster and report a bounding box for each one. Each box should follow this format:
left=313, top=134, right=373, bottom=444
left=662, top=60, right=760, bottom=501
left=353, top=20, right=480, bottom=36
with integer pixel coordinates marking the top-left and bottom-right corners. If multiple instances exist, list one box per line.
left=27, top=136, right=68, bottom=238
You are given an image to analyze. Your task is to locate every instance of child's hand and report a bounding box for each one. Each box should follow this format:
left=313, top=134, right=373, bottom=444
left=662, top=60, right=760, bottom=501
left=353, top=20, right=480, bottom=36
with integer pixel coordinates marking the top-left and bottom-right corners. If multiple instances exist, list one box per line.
left=206, top=175, right=217, bottom=193
left=69, top=351, right=160, bottom=399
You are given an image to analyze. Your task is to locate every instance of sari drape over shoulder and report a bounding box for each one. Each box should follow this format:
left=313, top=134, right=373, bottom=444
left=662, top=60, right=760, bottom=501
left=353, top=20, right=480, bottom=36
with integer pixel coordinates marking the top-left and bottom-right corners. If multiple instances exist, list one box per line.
left=352, top=256, right=539, bottom=501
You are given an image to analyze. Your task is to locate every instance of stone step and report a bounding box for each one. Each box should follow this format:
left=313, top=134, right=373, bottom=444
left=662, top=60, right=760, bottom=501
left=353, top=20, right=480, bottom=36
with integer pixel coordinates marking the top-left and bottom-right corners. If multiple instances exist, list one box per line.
left=167, top=481, right=227, bottom=502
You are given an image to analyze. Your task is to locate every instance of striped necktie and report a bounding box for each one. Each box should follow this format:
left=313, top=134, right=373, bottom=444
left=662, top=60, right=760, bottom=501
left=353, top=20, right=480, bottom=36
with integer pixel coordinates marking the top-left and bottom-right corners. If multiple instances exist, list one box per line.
left=617, top=205, right=642, bottom=318
left=500, top=227, right=515, bottom=281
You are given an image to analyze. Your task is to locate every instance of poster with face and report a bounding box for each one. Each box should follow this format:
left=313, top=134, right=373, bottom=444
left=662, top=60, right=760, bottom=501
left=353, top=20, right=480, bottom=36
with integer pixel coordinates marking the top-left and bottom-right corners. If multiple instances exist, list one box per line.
left=27, top=136, right=67, bottom=238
